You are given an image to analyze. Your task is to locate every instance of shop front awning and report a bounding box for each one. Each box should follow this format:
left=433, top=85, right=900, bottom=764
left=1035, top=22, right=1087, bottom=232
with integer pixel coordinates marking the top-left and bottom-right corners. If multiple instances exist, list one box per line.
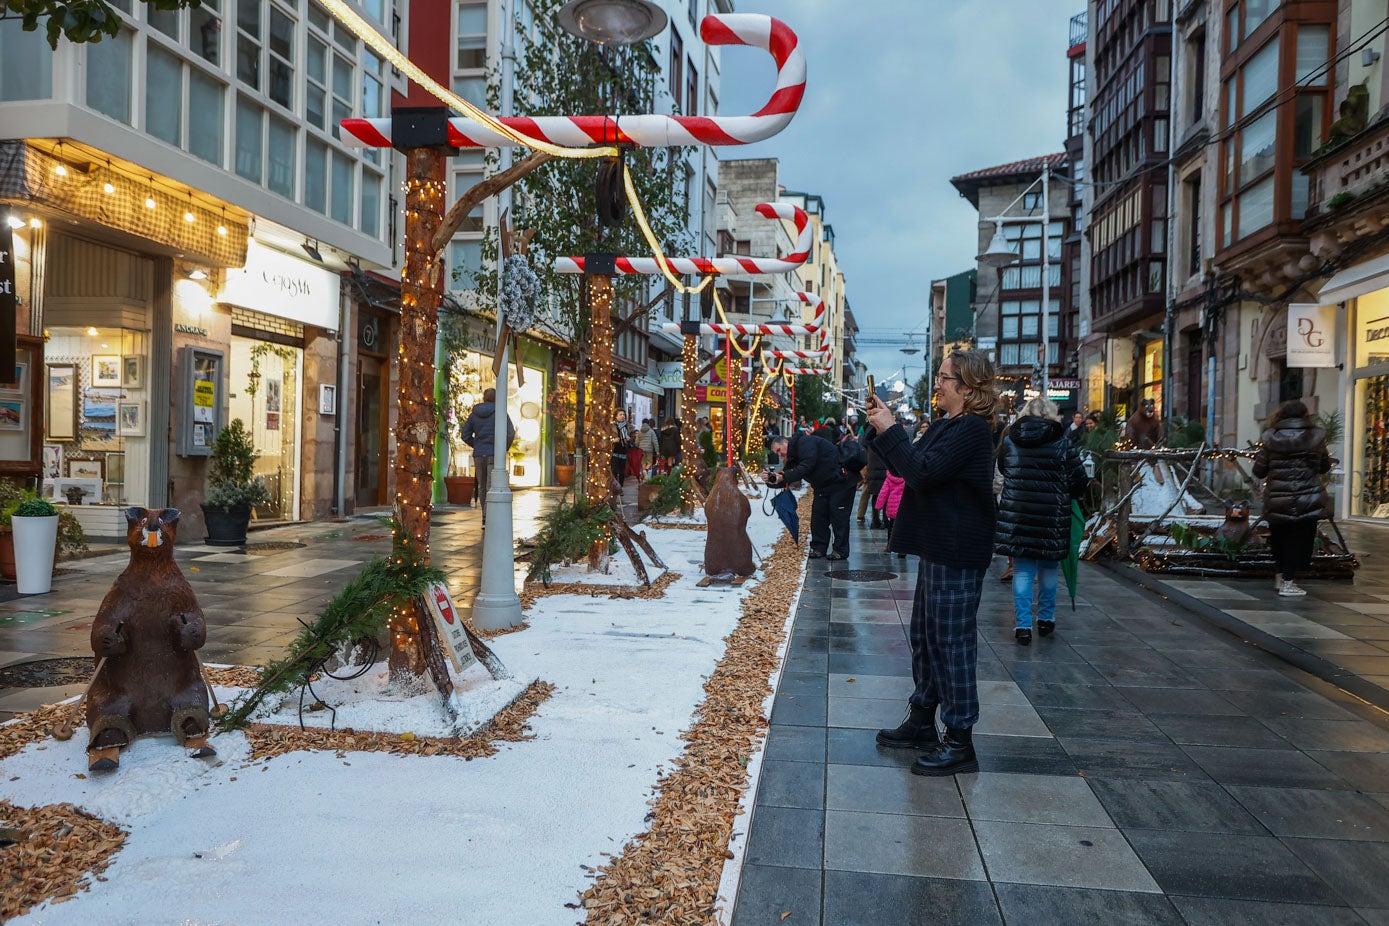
left=1317, top=252, right=1389, bottom=305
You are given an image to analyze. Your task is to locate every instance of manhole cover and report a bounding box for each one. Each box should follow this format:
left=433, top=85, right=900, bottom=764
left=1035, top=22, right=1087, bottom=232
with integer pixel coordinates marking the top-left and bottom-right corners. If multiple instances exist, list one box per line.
left=245, top=541, right=307, bottom=556
left=824, top=569, right=898, bottom=582
left=0, top=657, right=93, bottom=689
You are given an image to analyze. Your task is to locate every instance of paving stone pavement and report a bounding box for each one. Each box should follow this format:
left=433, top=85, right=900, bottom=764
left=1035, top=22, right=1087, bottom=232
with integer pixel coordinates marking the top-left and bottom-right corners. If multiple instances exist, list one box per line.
left=0, top=489, right=566, bottom=720
left=733, top=519, right=1389, bottom=926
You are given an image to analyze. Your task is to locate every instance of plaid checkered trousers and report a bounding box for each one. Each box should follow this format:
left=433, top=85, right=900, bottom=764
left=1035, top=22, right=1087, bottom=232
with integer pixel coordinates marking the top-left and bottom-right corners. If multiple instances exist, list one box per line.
left=907, top=560, right=987, bottom=729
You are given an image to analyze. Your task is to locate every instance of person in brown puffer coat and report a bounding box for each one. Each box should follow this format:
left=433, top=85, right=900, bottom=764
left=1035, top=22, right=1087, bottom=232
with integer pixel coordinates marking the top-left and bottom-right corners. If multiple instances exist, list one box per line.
left=1253, top=400, right=1331, bottom=598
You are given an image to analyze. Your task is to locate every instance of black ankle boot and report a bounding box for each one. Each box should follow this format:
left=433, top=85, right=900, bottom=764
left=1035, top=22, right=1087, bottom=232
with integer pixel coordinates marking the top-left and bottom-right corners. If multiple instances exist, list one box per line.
left=912, top=726, right=978, bottom=776
left=1037, top=620, right=1055, bottom=637
left=1015, top=628, right=1032, bottom=646
left=876, top=704, right=940, bottom=750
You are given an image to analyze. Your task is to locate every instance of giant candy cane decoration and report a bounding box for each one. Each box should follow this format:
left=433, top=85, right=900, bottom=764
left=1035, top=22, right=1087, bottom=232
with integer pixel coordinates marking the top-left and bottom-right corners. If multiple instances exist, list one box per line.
left=659, top=292, right=826, bottom=337
left=341, top=14, right=805, bottom=150
left=555, top=203, right=810, bottom=276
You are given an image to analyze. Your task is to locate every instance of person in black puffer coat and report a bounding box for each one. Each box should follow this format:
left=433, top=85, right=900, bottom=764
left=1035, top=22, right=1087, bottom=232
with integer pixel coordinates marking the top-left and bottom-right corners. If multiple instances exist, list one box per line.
left=995, top=398, right=1089, bottom=645
left=856, top=426, right=888, bottom=528
left=1253, top=400, right=1331, bottom=598
left=767, top=430, right=852, bottom=559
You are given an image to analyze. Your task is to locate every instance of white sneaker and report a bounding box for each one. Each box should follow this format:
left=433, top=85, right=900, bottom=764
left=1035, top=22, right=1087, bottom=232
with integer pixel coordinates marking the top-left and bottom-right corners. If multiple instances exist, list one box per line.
left=1278, top=580, right=1307, bottom=597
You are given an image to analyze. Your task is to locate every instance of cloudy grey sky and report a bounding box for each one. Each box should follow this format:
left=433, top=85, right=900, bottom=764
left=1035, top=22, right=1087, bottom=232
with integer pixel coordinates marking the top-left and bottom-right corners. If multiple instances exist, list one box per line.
left=720, top=0, right=1074, bottom=384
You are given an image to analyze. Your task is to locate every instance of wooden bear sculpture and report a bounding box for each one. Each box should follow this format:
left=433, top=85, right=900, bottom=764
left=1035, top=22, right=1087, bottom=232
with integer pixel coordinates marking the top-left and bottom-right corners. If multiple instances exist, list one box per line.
left=704, top=467, right=755, bottom=579
left=1216, top=499, right=1256, bottom=547
left=1123, top=398, right=1165, bottom=449
left=86, top=508, right=213, bottom=772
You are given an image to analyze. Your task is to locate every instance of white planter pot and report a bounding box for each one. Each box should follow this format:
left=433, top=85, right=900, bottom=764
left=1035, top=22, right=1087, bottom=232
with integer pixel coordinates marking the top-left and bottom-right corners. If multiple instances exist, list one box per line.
left=12, top=514, right=58, bottom=594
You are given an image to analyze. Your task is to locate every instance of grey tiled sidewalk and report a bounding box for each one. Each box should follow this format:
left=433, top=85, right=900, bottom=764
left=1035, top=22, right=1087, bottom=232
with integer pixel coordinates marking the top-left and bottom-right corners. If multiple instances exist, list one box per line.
left=733, top=521, right=1389, bottom=925
left=0, top=488, right=564, bottom=719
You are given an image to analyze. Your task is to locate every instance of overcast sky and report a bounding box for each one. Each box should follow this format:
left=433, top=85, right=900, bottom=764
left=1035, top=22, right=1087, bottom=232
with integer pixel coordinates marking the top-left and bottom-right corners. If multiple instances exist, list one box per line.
left=720, top=0, right=1074, bottom=385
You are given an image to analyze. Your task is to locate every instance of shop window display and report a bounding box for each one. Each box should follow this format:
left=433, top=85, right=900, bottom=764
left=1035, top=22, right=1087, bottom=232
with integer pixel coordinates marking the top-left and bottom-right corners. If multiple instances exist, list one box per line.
left=229, top=337, right=302, bottom=521
left=1356, top=375, right=1389, bottom=519
left=42, top=327, right=148, bottom=507
left=447, top=351, right=546, bottom=488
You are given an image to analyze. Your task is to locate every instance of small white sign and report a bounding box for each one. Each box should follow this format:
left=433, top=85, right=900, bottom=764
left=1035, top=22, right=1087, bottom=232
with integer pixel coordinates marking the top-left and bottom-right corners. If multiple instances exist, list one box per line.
left=220, top=240, right=341, bottom=331
left=423, top=583, right=478, bottom=674
left=1286, top=303, right=1337, bottom=368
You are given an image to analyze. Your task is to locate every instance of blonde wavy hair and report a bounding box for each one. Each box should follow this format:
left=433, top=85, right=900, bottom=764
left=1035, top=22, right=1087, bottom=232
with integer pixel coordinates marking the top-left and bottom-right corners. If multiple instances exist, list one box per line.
left=1020, top=397, right=1061, bottom=421
left=946, top=349, right=1001, bottom=424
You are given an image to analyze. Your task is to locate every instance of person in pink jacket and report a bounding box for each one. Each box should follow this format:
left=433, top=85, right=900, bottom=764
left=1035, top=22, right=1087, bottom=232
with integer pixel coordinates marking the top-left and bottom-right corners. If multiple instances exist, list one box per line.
left=876, top=471, right=905, bottom=556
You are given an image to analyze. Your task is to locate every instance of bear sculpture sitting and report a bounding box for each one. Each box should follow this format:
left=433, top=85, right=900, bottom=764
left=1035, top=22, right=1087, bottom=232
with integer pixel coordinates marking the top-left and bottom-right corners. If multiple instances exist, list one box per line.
left=86, top=507, right=214, bottom=772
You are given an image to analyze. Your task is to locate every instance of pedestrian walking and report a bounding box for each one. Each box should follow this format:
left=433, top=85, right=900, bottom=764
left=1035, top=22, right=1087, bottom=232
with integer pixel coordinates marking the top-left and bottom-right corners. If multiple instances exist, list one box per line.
left=995, top=398, right=1089, bottom=645
left=1253, top=400, right=1332, bottom=597
left=857, top=426, right=888, bottom=527
left=767, top=428, right=855, bottom=560
left=866, top=349, right=999, bottom=776
left=875, top=470, right=904, bottom=552
left=658, top=417, right=681, bottom=472
left=612, top=409, right=635, bottom=490
left=459, top=388, right=515, bottom=526
left=636, top=418, right=659, bottom=478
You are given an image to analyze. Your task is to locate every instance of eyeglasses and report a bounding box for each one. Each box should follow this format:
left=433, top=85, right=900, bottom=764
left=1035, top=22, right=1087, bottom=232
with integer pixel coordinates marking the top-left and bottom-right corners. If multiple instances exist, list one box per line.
left=935, top=372, right=962, bottom=384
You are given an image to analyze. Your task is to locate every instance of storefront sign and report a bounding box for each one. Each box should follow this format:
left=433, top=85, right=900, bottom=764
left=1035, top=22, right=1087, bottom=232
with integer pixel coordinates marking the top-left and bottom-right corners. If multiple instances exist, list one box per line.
left=175, top=323, right=209, bottom=337
left=655, top=362, right=685, bottom=389
left=1287, top=303, right=1337, bottom=368
left=0, top=226, right=16, bottom=374
left=694, top=386, right=727, bottom=402
left=1049, top=378, right=1082, bottom=390
left=219, top=240, right=341, bottom=331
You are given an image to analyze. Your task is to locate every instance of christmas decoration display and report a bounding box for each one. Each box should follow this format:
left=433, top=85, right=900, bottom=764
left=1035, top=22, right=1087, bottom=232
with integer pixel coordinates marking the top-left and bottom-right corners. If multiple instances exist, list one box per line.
left=339, top=14, right=806, bottom=151
left=703, top=467, right=755, bottom=579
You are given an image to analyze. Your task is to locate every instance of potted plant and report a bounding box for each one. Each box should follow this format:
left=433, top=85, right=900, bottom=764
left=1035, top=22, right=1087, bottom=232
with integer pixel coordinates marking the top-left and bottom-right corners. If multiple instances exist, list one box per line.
left=10, top=495, right=59, bottom=594
left=201, top=419, right=270, bottom=546
left=554, top=452, right=575, bottom=487
left=444, top=454, right=476, bottom=507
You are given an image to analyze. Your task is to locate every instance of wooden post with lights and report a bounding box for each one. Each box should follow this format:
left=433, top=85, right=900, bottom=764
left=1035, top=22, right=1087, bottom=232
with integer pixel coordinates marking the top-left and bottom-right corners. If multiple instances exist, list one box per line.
left=679, top=321, right=705, bottom=511
left=389, top=108, right=455, bottom=689
left=584, top=257, right=617, bottom=511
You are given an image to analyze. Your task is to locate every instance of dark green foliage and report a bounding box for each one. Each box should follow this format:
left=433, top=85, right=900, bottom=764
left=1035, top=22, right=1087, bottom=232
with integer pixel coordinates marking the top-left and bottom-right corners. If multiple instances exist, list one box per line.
left=794, top=373, right=841, bottom=424
left=1083, top=407, right=1120, bottom=453
left=217, top=521, right=444, bottom=731
left=698, top=428, right=718, bottom=469
left=12, top=497, right=57, bottom=518
left=524, top=496, right=613, bottom=584
left=1164, top=416, right=1207, bottom=449
left=7, top=0, right=200, bottom=47
left=205, top=419, right=271, bottom=512
left=1312, top=409, right=1343, bottom=446
left=911, top=373, right=934, bottom=417
left=645, top=468, right=690, bottom=517
left=1169, top=521, right=1247, bottom=561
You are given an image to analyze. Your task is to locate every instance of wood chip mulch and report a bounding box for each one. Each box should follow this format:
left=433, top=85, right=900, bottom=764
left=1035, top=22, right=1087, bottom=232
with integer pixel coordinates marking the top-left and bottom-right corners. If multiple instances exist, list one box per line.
left=205, top=666, right=264, bottom=688
left=0, top=799, right=128, bottom=920
left=0, top=704, right=78, bottom=763
left=471, top=621, right=529, bottom=640
left=520, top=571, right=682, bottom=611
left=241, top=679, right=556, bottom=761
left=578, top=494, right=811, bottom=924
left=640, top=522, right=708, bottom=532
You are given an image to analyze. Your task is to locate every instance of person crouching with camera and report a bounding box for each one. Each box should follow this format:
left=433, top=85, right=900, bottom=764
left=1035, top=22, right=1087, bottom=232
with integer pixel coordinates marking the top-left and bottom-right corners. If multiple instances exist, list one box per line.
left=767, top=430, right=855, bottom=561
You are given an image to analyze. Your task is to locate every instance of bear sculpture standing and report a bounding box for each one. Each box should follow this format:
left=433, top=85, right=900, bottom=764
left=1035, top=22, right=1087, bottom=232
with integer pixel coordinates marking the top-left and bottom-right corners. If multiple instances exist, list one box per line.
left=703, top=467, right=755, bottom=579
left=86, top=508, right=214, bottom=771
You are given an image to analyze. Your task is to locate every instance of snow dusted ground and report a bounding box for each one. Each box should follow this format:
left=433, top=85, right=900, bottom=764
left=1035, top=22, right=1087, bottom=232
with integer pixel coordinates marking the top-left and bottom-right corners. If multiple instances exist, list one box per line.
left=2, top=507, right=794, bottom=925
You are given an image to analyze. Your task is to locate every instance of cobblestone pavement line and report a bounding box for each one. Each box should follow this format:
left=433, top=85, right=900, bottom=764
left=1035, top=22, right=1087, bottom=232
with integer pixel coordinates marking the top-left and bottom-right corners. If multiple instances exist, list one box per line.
left=732, top=520, right=1389, bottom=926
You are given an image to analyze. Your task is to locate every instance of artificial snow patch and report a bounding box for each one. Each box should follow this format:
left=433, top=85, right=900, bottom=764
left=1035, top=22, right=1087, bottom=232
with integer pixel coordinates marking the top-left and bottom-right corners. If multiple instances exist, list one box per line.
left=542, top=557, right=667, bottom=586
left=252, top=663, right=528, bottom=738
left=0, top=505, right=796, bottom=925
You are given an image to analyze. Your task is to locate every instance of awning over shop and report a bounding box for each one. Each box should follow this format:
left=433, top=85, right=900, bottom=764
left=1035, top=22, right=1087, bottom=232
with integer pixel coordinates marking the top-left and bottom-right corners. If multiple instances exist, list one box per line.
left=1317, top=252, right=1389, bottom=305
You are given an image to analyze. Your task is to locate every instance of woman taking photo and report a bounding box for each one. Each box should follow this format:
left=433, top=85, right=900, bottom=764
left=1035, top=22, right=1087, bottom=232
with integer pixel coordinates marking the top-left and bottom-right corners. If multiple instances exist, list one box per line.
left=995, top=397, right=1089, bottom=644
left=866, top=349, right=999, bottom=777
left=1253, top=400, right=1332, bottom=597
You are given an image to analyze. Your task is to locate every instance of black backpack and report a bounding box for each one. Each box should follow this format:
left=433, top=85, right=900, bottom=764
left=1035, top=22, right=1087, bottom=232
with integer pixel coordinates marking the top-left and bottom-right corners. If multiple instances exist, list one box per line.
left=838, top=437, right=868, bottom=474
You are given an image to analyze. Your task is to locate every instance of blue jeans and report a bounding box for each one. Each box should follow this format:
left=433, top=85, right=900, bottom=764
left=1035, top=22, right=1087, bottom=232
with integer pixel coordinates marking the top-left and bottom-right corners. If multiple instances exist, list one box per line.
left=1012, top=558, right=1058, bottom=630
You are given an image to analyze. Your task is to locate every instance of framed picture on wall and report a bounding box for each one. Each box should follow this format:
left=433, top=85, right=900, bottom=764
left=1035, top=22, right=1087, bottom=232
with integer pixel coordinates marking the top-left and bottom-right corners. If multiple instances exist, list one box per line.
left=0, top=399, right=24, bottom=432
left=66, top=458, right=104, bottom=481
left=46, top=364, right=77, bottom=441
left=121, top=356, right=144, bottom=388
left=0, top=362, right=28, bottom=394
left=117, top=401, right=146, bottom=437
left=92, top=355, right=121, bottom=388
left=41, top=444, right=61, bottom=479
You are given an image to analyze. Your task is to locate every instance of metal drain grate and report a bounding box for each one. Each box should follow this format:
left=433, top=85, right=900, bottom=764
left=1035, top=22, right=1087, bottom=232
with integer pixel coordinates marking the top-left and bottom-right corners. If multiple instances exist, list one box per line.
left=0, top=657, right=93, bottom=689
left=824, top=569, right=898, bottom=582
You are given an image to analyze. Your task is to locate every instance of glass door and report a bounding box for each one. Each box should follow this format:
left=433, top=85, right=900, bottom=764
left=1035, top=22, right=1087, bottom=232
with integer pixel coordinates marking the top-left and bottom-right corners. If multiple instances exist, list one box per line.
left=356, top=355, right=386, bottom=507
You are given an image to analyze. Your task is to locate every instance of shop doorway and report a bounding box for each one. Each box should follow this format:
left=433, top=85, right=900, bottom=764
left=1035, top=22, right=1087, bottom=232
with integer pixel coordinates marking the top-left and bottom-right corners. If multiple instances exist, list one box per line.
left=229, top=335, right=302, bottom=522
left=356, top=354, right=388, bottom=508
